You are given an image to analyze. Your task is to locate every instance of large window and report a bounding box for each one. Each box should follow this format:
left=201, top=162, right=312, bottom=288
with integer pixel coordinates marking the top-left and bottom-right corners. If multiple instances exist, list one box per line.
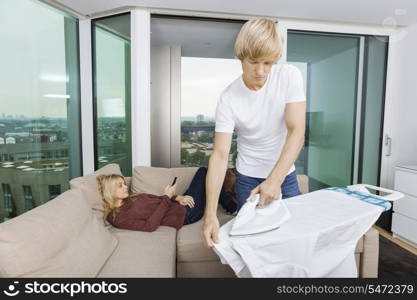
left=0, top=0, right=81, bottom=222
left=92, top=14, right=132, bottom=176
left=150, top=16, right=244, bottom=168
left=181, top=57, right=241, bottom=167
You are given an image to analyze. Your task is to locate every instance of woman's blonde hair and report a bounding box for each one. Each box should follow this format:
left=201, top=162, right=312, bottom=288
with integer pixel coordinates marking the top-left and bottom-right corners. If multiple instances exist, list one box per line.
left=97, top=174, right=132, bottom=222
left=234, top=18, right=283, bottom=61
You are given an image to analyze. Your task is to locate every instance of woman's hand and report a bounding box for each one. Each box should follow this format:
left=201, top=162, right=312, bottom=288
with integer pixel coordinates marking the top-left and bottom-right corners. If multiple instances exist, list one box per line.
left=175, top=195, right=195, bottom=208
left=164, top=183, right=177, bottom=198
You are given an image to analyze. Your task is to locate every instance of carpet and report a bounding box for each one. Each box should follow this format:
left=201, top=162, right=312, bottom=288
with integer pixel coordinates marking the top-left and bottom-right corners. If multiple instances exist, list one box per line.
left=378, top=235, right=417, bottom=278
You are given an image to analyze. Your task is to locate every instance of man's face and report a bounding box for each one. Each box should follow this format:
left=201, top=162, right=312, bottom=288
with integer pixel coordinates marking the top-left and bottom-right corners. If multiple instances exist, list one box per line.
left=241, top=57, right=277, bottom=86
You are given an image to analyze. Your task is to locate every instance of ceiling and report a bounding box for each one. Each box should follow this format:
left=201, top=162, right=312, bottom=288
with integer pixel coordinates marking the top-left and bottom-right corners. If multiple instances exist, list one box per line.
left=94, top=15, right=387, bottom=61
left=52, top=0, right=416, bottom=26
left=151, top=17, right=243, bottom=58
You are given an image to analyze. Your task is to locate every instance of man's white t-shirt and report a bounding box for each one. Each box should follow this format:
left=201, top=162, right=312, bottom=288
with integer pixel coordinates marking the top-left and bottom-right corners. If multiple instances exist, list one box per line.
left=215, top=63, right=306, bottom=178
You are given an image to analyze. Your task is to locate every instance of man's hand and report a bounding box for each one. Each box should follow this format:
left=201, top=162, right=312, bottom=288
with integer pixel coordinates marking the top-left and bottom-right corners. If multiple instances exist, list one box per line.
left=249, top=178, right=282, bottom=206
left=201, top=215, right=220, bottom=248
left=175, top=195, right=195, bottom=208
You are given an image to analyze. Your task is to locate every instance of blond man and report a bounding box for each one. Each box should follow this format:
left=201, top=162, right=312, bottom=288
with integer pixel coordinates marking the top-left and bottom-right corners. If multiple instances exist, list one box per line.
left=201, top=18, right=307, bottom=248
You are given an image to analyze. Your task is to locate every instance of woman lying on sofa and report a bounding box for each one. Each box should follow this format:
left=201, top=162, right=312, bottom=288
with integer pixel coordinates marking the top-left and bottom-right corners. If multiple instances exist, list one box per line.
left=97, top=167, right=237, bottom=232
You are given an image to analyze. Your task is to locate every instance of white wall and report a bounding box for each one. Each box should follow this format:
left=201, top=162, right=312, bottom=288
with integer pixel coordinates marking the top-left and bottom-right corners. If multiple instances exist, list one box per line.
left=150, top=45, right=181, bottom=168
left=151, top=45, right=171, bottom=167
left=389, top=23, right=417, bottom=186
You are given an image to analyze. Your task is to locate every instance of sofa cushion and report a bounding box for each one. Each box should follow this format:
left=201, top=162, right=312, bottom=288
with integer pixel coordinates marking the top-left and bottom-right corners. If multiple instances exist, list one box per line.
left=132, top=166, right=198, bottom=196
left=69, top=163, right=122, bottom=215
left=0, top=188, right=118, bottom=277
left=97, top=225, right=177, bottom=278
left=177, top=207, right=234, bottom=263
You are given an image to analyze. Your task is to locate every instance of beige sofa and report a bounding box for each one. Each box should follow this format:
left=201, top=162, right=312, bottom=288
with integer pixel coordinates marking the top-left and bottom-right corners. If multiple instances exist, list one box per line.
left=0, top=164, right=379, bottom=278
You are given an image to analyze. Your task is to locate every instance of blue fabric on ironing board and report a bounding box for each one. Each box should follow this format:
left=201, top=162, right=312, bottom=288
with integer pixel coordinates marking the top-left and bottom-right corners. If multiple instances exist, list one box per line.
left=325, top=187, right=391, bottom=212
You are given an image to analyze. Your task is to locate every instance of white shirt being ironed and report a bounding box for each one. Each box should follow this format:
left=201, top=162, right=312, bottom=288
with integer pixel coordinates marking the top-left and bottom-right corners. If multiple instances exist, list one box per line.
left=215, top=63, right=306, bottom=179
left=213, top=189, right=385, bottom=278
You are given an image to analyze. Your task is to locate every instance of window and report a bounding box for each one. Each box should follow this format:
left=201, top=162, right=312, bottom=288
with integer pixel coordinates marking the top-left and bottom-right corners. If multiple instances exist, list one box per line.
left=2, top=183, right=16, bottom=221
left=2, top=184, right=14, bottom=213
left=181, top=57, right=241, bottom=167
left=23, top=185, right=35, bottom=210
left=150, top=16, right=244, bottom=168
left=92, top=13, right=132, bottom=176
left=48, top=185, right=61, bottom=201
left=0, top=0, right=81, bottom=222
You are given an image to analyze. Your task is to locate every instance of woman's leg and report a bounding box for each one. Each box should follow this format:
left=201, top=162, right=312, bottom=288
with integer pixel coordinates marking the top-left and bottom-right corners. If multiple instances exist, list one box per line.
left=183, top=167, right=207, bottom=225
left=280, top=171, right=301, bottom=199
left=183, top=167, right=238, bottom=224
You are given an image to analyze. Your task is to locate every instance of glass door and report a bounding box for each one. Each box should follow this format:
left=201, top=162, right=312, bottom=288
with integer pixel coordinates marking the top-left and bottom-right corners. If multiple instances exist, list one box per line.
left=288, top=30, right=388, bottom=191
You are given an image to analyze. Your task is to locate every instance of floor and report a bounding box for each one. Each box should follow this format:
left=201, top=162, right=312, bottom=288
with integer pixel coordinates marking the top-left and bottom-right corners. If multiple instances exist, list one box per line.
left=374, top=225, right=417, bottom=278
left=375, top=225, right=417, bottom=255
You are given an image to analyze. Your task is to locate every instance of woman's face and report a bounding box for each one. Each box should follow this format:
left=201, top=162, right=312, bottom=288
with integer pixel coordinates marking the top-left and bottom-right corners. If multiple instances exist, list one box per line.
left=241, top=57, right=277, bottom=86
left=113, top=177, right=129, bottom=200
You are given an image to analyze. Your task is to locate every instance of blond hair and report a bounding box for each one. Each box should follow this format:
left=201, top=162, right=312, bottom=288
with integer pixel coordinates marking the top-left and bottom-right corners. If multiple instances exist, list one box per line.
left=97, top=174, right=133, bottom=222
left=234, top=18, right=283, bottom=61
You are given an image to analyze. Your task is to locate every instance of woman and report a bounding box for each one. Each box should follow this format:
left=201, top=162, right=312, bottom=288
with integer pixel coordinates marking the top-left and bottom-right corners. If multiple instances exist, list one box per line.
left=202, top=18, right=307, bottom=248
left=98, top=167, right=236, bottom=232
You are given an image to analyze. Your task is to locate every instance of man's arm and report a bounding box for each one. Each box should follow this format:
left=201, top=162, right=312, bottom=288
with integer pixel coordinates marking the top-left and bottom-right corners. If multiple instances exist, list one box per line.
left=201, top=132, right=233, bottom=248
left=250, top=101, right=306, bottom=205
left=269, top=101, right=306, bottom=183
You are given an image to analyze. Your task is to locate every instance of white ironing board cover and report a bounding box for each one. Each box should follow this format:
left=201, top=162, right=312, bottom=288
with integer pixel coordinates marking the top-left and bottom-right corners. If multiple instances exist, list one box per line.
left=213, top=188, right=389, bottom=277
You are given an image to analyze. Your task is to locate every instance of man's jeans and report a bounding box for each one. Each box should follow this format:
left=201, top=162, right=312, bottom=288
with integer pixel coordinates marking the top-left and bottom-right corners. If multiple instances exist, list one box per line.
left=235, top=170, right=301, bottom=213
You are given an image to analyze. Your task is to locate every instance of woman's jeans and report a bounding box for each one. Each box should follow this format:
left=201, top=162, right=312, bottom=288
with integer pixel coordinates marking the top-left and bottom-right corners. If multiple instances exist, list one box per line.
left=183, top=167, right=235, bottom=225
left=235, top=170, right=301, bottom=212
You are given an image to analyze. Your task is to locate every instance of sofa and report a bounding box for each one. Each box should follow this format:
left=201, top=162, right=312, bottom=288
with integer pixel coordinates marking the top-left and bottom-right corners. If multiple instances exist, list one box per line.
left=0, top=163, right=379, bottom=278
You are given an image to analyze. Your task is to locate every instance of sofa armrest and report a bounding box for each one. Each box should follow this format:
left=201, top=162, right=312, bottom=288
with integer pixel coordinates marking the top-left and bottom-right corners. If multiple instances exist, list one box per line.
left=359, top=226, right=379, bottom=278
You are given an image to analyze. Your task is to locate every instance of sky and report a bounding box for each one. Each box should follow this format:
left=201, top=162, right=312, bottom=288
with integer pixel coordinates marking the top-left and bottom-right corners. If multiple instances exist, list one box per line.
left=181, top=57, right=242, bottom=119
left=0, top=0, right=70, bottom=118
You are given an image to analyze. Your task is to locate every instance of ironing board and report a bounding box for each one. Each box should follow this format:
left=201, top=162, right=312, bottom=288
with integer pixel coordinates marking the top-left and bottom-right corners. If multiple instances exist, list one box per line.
left=213, top=184, right=404, bottom=278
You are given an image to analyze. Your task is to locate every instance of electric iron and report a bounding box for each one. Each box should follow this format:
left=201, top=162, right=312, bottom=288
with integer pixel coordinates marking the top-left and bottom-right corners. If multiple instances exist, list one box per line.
left=229, top=193, right=291, bottom=236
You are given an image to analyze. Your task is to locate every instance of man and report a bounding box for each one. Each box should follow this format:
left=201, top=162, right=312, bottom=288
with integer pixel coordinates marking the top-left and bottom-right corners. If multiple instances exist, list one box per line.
left=201, top=18, right=307, bottom=248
